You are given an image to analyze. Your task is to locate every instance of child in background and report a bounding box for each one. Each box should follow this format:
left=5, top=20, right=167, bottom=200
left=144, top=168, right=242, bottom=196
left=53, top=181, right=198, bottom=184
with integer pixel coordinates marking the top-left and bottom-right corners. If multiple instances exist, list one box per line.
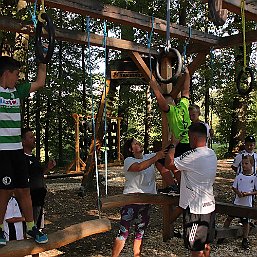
left=219, top=155, right=257, bottom=249
left=3, top=197, right=25, bottom=241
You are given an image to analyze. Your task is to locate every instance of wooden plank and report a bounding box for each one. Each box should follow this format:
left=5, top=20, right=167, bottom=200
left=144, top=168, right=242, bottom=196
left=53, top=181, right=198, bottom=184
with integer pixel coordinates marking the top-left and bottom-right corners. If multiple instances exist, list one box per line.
left=101, top=193, right=179, bottom=209
left=0, top=16, right=158, bottom=56
left=202, top=0, right=257, bottom=22
left=26, top=0, right=219, bottom=46
left=216, top=225, right=257, bottom=239
left=216, top=202, right=257, bottom=219
left=0, top=218, right=111, bottom=257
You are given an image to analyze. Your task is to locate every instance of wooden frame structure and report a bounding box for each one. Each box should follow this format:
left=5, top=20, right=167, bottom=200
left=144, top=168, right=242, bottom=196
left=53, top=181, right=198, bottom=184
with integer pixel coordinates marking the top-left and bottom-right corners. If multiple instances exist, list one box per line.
left=1, top=0, right=257, bottom=243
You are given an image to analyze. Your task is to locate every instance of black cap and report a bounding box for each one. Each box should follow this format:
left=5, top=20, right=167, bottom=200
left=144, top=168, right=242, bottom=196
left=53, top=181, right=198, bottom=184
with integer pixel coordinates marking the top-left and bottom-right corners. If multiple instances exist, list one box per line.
left=245, top=135, right=255, bottom=143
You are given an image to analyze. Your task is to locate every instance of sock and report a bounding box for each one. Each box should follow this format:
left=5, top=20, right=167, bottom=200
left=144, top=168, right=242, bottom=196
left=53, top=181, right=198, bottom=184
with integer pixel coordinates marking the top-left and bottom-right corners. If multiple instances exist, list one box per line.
left=0, top=224, right=3, bottom=230
left=26, top=221, right=35, bottom=231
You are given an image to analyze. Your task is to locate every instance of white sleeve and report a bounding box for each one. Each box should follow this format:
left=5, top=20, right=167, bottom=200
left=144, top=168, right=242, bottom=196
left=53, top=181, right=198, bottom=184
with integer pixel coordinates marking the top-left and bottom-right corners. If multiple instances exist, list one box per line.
left=232, top=153, right=242, bottom=168
left=174, top=150, right=195, bottom=172
left=124, top=157, right=135, bottom=172
left=232, top=176, right=238, bottom=189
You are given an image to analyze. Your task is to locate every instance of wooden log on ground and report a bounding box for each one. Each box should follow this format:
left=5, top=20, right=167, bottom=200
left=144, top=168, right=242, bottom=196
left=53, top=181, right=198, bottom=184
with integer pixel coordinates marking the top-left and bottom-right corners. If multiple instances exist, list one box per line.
left=216, top=225, right=257, bottom=239
left=0, top=218, right=111, bottom=257
left=101, top=193, right=179, bottom=209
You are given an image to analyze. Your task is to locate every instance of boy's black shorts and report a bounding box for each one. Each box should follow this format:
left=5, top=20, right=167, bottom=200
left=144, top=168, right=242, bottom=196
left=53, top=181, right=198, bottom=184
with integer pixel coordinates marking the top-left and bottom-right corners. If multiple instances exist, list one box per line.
left=0, top=149, right=29, bottom=189
left=183, top=207, right=215, bottom=252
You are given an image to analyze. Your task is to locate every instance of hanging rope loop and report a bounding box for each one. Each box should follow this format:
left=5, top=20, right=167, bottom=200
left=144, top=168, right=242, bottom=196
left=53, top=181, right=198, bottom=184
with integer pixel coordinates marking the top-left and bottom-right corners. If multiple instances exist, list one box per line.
left=236, top=0, right=255, bottom=95
left=155, top=0, right=182, bottom=84
left=35, top=0, right=55, bottom=64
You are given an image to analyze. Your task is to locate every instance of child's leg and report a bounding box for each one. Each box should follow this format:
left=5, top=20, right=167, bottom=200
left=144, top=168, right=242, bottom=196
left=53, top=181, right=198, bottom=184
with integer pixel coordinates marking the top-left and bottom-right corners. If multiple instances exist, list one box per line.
left=242, top=222, right=250, bottom=239
left=133, top=239, right=143, bottom=257
left=14, top=188, right=34, bottom=222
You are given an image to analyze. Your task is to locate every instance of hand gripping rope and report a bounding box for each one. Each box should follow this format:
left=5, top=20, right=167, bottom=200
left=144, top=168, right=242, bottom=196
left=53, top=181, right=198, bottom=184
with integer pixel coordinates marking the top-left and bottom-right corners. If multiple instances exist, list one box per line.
left=236, top=0, right=254, bottom=96
left=35, top=0, right=55, bottom=64
left=155, top=0, right=182, bottom=84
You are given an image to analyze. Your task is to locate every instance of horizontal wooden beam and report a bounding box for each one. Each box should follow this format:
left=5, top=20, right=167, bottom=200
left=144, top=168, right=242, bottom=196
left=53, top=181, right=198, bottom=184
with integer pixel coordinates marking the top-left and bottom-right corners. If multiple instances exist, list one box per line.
left=0, top=16, right=158, bottom=56
left=215, top=201, right=257, bottom=219
left=202, top=0, right=257, bottom=22
left=101, top=193, right=179, bottom=209
left=0, top=218, right=111, bottom=257
left=26, top=0, right=219, bottom=46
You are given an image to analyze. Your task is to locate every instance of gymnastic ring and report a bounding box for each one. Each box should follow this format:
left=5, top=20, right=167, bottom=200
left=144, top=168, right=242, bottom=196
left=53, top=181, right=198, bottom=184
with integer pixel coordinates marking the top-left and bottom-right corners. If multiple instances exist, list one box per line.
left=35, top=12, right=55, bottom=64
left=236, top=67, right=255, bottom=96
left=155, top=47, right=182, bottom=84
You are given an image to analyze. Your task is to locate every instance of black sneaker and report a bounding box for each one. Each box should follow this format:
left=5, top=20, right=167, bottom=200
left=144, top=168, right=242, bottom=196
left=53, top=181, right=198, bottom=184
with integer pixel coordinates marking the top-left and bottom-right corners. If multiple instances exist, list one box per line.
left=242, top=238, right=250, bottom=250
left=158, top=184, right=180, bottom=195
left=0, top=228, right=6, bottom=246
left=27, top=226, right=48, bottom=244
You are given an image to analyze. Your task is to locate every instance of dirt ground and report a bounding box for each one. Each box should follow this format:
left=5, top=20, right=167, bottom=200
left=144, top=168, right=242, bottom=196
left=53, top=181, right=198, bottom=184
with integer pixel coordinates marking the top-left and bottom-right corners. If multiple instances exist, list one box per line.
left=26, top=159, right=257, bottom=257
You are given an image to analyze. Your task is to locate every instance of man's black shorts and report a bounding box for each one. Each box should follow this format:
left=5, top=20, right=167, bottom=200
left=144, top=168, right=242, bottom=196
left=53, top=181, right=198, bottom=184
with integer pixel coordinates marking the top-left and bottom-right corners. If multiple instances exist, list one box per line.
left=183, top=207, right=215, bottom=252
left=0, top=149, right=29, bottom=189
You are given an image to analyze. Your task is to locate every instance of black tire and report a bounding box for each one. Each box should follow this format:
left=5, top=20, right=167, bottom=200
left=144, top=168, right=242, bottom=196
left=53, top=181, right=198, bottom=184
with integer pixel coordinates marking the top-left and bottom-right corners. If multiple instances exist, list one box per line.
left=35, top=13, right=55, bottom=64
left=155, top=47, right=182, bottom=84
left=236, top=67, right=255, bottom=96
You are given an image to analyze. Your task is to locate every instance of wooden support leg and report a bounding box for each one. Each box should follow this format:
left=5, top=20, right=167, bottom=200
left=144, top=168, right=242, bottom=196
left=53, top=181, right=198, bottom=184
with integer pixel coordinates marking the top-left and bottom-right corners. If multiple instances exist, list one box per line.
left=162, top=205, right=174, bottom=242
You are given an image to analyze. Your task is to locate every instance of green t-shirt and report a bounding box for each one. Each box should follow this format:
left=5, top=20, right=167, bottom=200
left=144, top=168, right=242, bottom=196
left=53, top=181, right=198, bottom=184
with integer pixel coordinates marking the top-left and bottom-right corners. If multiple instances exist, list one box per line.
left=166, top=97, right=190, bottom=143
left=0, top=82, right=31, bottom=150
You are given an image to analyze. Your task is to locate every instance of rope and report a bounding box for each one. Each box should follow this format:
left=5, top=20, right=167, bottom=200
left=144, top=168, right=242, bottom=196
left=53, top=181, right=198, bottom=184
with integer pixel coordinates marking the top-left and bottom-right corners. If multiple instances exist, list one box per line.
left=240, top=0, right=247, bottom=71
left=183, top=26, right=192, bottom=66
left=165, top=0, right=171, bottom=50
left=147, top=15, right=154, bottom=79
left=102, top=20, right=108, bottom=196
left=29, top=0, right=38, bottom=27
left=86, top=16, right=101, bottom=218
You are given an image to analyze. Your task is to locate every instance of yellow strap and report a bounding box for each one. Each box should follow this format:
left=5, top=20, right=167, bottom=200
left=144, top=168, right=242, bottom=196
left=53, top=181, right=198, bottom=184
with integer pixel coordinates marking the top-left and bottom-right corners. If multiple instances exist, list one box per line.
left=241, top=0, right=247, bottom=70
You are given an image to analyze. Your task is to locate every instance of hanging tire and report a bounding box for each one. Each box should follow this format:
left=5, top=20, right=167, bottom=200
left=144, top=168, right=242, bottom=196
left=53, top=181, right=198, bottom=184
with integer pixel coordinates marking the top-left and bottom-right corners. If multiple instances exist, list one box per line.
left=236, top=67, right=255, bottom=96
left=35, top=13, right=55, bottom=64
left=155, top=47, right=182, bottom=84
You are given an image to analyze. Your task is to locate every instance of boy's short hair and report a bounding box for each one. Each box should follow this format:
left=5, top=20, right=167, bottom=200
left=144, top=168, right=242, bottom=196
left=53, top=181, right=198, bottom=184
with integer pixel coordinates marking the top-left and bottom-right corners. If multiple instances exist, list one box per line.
left=245, top=135, right=255, bottom=143
left=188, top=122, right=207, bottom=137
left=21, top=127, right=33, bottom=139
left=0, top=56, right=21, bottom=76
left=242, top=155, right=254, bottom=166
left=188, top=104, right=201, bottom=114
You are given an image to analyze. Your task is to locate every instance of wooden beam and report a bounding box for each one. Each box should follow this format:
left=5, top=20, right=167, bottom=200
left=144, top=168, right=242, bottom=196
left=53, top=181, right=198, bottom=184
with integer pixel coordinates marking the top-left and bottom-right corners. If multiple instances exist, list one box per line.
left=202, top=0, right=257, bottom=22
left=216, top=225, right=257, bottom=239
left=216, top=202, right=257, bottom=219
left=101, top=193, right=179, bottom=209
left=0, top=218, right=111, bottom=257
left=26, top=0, right=219, bottom=46
left=0, top=16, right=158, bottom=56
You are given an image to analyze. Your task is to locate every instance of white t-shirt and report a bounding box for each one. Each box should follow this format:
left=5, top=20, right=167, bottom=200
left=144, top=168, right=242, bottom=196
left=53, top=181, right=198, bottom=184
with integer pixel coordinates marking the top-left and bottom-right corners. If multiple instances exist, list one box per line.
left=123, top=153, right=157, bottom=194
left=232, top=150, right=257, bottom=175
left=3, top=198, right=24, bottom=241
left=233, top=173, right=257, bottom=207
left=174, top=146, right=217, bottom=214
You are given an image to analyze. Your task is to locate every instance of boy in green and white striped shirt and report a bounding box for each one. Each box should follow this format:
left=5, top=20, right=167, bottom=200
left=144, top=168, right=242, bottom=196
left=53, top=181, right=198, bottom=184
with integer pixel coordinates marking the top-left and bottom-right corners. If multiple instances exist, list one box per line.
left=0, top=56, right=48, bottom=245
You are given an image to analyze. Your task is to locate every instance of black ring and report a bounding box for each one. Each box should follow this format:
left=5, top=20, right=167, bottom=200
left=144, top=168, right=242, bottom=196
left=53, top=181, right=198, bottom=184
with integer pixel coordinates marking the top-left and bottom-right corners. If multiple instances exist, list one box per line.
left=155, top=47, right=182, bottom=84
left=35, top=13, right=55, bottom=64
left=236, top=67, right=254, bottom=96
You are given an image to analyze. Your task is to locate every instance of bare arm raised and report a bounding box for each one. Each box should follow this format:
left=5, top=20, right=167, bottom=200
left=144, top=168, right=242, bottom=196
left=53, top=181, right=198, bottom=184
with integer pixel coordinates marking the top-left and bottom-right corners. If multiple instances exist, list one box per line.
left=30, top=63, right=47, bottom=93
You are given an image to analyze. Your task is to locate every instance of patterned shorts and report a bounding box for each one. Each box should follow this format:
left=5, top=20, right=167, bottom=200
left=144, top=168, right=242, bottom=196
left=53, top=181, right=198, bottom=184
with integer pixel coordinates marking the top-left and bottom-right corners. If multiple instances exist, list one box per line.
left=116, top=204, right=150, bottom=240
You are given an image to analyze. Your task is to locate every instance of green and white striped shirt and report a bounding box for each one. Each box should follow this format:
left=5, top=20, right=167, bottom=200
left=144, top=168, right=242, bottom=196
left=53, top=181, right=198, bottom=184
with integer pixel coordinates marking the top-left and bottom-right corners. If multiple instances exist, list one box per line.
left=0, top=82, right=31, bottom=150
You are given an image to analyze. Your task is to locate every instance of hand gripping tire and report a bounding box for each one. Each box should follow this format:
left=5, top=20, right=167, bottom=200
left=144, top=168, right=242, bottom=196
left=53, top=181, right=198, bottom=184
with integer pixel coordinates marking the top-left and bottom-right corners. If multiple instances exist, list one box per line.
left=236, top=67, right=254, bottom=96
left=35, top=13, right=55, bottom=64
left=155, top=47, right=182, bottom=84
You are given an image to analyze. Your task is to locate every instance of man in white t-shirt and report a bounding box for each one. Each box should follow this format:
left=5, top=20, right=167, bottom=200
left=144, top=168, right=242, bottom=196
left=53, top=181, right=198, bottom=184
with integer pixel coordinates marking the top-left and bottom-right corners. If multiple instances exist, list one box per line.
left=232, top=135, right=257, bottom=175
left=165, top=122, right=217, bottom=257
